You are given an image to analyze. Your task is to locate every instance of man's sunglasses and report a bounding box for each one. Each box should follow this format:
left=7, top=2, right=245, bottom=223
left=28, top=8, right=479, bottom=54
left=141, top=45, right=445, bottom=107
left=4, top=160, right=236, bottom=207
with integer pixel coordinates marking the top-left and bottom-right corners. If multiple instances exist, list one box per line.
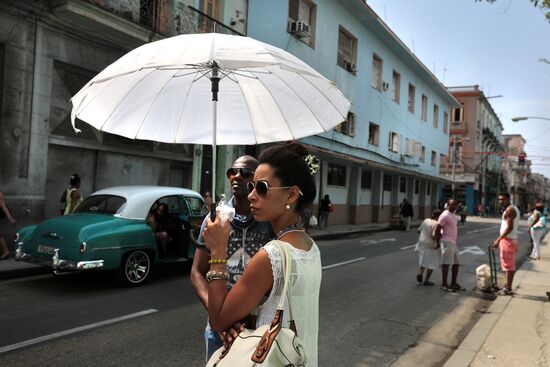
left=247, top=180, right=304, bottom=197
left=226, top=167, right=255, bottom=179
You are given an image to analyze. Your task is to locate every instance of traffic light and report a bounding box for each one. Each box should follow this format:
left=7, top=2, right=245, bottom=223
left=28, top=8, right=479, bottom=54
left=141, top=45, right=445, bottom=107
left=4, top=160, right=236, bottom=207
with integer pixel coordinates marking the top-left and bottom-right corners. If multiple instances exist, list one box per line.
left=518, top=152, right=526, bottom=165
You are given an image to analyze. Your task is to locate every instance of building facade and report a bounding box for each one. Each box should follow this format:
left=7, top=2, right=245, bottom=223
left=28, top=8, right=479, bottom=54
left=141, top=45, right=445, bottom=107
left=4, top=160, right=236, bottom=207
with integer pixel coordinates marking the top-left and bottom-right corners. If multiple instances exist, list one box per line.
left=248, top=0, right=458, bottom=224
left=1, top=0, right=457, bottom=230
left=439, top=85, right=504, bottom=214
left=501, top=134, right=530, bottom=211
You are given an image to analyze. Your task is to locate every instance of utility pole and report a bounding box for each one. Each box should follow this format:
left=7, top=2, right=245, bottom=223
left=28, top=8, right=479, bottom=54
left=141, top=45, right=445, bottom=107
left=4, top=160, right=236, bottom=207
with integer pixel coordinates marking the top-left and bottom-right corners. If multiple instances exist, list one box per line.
left=451, top=133, right=456, bottom=199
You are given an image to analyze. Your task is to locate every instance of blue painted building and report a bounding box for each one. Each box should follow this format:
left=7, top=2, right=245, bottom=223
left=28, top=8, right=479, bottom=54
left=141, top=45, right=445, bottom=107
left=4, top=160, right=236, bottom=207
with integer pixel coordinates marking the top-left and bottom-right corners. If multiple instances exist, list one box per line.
left=245, top=0, right=458, bottom=224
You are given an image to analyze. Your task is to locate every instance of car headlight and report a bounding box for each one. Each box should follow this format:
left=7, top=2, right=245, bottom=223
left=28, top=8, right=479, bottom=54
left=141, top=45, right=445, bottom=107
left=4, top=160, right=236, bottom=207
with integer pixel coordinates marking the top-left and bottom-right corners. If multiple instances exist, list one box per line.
left=79, top=242, right=87, bottom=253
left=13, top=233, right=20, bottom=242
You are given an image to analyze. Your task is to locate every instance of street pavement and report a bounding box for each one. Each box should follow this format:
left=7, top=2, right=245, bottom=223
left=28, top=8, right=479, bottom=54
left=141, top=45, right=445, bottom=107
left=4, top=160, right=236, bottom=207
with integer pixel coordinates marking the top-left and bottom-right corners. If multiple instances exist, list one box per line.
left=444, top=224, right=550, bottom=367
left=0, top=217, right=550, bottom=366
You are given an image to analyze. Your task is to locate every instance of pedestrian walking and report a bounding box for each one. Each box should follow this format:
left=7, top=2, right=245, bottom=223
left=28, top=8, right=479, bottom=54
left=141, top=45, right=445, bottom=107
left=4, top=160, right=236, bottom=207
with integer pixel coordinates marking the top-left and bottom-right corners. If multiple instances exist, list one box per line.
left=202, top=141, right=322, bottom=366
left=400, top=198, right=414, bottom=231
left=415, top=210, right=442, bottom=286
left=436, top=199, right=465, bottom=292
left=63, top=174, right=83, bottom=214
left=318, top=194, right=331, bottom=230
left=0, top=191, right=16, bottom=259
left=492, top=192, right=520, bottom=296
left=191, top=155, right=273, bottom=361
left=458, top=202, right=468, bottom=225
left=528, top=202, right=546, bottom=260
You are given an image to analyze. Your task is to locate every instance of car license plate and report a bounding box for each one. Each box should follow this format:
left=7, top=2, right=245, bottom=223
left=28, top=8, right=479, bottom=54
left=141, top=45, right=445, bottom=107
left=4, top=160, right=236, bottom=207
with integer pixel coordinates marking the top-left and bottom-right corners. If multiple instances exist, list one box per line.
left=37, top=245, right=56, bottom=255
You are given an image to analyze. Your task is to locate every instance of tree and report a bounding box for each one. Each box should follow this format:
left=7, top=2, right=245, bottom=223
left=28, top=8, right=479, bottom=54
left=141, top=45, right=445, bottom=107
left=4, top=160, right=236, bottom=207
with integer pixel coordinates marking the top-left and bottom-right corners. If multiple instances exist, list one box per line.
left=478, top=0, right=550, bottom=21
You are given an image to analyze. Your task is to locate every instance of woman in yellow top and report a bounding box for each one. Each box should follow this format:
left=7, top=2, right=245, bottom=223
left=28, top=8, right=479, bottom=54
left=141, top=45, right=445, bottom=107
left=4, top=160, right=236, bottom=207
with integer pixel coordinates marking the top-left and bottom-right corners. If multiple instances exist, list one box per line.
left=64, top=174, right=83, bottom=214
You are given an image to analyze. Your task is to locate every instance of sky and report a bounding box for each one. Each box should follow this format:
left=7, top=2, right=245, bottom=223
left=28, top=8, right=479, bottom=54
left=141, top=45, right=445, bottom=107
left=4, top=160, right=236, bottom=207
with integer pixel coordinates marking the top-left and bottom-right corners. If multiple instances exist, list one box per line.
left=367, top=0, right=550, bottom=177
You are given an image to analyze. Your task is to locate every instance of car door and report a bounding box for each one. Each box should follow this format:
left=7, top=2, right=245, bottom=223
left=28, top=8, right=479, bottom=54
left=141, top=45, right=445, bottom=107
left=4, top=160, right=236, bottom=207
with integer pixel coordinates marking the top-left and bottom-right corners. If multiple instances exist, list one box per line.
left=180, top=195, right=207, bottom=259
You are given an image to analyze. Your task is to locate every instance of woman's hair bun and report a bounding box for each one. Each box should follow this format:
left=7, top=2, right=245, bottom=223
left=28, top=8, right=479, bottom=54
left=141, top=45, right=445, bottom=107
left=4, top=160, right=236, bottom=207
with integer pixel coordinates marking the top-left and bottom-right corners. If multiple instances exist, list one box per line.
left=283, top=141, right=309, bottom=158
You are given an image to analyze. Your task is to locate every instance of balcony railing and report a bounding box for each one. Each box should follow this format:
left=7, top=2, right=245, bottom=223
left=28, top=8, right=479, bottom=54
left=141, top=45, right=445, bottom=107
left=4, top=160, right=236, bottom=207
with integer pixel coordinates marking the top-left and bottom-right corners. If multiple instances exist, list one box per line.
left=450, top=121, right=467, bottom=134
left=174, top=6, right=245, bottom=36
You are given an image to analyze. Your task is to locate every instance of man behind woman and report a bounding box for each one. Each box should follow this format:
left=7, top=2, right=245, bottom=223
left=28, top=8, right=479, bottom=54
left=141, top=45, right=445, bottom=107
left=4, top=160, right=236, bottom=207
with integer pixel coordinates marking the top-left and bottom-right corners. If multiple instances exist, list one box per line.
left=202, top=142, right=322, bottom=365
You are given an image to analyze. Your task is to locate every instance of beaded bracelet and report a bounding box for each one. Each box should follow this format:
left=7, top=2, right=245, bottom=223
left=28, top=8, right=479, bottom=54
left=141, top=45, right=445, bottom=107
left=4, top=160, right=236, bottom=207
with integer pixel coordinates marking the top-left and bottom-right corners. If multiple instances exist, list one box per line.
left=208, top=258, right=228, bottom=265
left=206, top=270, right=229, bottom=283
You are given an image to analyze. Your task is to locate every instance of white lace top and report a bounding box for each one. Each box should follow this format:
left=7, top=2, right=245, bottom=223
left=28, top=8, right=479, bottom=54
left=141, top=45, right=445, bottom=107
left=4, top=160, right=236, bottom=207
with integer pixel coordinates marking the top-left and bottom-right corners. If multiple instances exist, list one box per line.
left=256, top=240, right=322, bottom=367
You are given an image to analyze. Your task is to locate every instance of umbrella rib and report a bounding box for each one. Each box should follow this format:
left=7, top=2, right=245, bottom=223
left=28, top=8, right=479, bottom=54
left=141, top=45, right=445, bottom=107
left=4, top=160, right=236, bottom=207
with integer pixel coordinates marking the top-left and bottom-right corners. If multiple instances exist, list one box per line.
left=134, top=68, right=181, bottom=140
left=174, top=70, right=202, bottom=144
left=294, top=72, right=349, bottom=123
left=251, top=67, right=295, bottom=140
left=97, top=68, right=159, bottom=133
left=265, top=68, right=325, bottom=133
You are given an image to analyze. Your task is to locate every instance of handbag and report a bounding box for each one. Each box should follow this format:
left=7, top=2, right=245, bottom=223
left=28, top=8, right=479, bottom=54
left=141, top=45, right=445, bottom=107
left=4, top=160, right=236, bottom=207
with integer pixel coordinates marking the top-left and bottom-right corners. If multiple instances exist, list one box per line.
left=206, top=241, right=307, bottom=366
left=309, top=215, right=318, bottom=227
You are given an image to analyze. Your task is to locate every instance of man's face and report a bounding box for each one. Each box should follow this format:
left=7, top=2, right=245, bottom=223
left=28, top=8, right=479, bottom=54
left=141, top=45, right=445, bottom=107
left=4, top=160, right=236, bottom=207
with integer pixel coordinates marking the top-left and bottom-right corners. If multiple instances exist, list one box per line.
left=498, top=195, right=509, bottom=208
left=156, top=205, right=165, bottom=216
left=447, top=200, right=457, bottom=211
left=227, top=157, right=257, bottom=199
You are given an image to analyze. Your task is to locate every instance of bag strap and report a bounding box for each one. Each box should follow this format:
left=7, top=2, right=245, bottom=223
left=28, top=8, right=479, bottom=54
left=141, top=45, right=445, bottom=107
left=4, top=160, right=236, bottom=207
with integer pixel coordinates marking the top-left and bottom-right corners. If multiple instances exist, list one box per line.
left=251, top=240, right=297, bottom=363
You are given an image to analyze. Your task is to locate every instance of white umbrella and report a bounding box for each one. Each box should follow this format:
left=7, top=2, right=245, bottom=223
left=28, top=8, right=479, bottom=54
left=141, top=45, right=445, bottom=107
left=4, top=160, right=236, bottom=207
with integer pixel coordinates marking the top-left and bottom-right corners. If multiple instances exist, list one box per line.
left=70, top=33, right=351, bottom=213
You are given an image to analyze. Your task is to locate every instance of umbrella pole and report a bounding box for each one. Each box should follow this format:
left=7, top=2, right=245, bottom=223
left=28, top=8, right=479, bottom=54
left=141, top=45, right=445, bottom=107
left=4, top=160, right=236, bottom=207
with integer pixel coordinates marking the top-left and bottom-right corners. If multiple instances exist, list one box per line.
left=210, top=63, right=220, bottom=222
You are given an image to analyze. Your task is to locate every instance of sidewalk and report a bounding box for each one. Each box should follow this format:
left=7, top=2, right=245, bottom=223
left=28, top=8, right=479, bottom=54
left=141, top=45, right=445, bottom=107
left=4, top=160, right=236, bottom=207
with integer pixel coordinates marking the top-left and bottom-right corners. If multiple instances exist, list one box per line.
left=444, top=235, right=550, bottom=367
left=0, top=219, right=422, bottom=280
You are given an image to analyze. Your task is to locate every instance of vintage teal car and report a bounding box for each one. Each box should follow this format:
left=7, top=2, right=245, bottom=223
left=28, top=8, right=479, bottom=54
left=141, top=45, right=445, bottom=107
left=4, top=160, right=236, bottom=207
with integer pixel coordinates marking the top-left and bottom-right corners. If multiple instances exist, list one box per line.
left=14, top=186, right=207, bottom=285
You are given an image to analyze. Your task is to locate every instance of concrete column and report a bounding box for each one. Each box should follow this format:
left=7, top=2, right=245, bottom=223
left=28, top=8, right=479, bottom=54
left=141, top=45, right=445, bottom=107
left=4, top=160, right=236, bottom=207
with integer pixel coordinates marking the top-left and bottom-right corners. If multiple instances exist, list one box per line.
left=419, top=180, right=426, bottom=218
left=348, top=166, right=360, bottom=224
left=407, top=177, right=415, bottom=218
left=191, top=144, right=202, bottom=193
left=391, top=174, right=399, bottom=216
left=371, top=170, right=383, bottom=223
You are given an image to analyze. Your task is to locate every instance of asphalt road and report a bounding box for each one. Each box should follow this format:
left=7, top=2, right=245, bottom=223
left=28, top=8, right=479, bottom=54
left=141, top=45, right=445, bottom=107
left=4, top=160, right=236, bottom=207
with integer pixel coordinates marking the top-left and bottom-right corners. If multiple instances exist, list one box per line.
left=0, top=217, right=531, bottom=367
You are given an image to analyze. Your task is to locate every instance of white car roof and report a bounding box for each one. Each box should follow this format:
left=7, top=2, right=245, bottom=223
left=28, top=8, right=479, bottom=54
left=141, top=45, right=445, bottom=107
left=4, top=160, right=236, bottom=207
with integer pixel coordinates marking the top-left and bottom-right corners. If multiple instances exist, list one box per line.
left=90, top=186, right=203, bottom=220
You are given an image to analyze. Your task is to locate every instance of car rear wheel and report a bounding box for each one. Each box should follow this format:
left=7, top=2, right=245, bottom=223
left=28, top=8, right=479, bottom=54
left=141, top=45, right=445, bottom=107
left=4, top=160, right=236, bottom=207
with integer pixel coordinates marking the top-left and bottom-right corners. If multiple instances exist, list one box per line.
left=117, top=250, right=151, bottom=286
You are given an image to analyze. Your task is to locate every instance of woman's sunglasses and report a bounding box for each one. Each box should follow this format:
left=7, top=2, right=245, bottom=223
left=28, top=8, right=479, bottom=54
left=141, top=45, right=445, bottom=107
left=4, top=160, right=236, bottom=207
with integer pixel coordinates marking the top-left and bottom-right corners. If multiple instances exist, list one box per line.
left=226, top=167, right=255, bottom=179
left=247, top=180, right=304, bottom=197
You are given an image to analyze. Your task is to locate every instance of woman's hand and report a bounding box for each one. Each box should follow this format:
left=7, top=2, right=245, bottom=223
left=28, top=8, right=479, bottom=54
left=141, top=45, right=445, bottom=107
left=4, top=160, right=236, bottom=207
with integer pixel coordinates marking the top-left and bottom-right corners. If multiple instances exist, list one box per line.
left=222, top=322, right=246, bottom=348
left=202, top=209, right=231, bottom=257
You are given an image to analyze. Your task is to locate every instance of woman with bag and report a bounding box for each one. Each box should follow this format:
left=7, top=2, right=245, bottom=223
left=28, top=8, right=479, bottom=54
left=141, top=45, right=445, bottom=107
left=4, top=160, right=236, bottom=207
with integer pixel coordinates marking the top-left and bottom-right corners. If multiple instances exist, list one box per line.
left=528, top=202, right=546, bottom=260
left=202, top=141, right=321, bottom=366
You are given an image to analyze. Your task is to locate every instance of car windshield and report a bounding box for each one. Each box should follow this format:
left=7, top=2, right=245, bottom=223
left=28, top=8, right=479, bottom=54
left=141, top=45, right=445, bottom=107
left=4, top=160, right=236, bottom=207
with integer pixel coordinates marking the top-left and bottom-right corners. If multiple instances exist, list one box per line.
left=74, top=195, right=126, bottom=215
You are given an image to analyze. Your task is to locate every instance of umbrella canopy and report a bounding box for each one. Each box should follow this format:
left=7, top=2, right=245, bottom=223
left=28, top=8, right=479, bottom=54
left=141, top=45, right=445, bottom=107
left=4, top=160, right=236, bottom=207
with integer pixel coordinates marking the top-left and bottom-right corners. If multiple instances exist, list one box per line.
left=70, top=33, right=351, bottom=145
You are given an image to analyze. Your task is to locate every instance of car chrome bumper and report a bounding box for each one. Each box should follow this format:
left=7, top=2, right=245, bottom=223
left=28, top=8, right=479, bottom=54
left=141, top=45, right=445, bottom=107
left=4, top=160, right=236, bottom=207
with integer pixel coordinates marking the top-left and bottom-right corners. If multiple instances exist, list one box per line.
left=15, top=244, right=104, bottom=272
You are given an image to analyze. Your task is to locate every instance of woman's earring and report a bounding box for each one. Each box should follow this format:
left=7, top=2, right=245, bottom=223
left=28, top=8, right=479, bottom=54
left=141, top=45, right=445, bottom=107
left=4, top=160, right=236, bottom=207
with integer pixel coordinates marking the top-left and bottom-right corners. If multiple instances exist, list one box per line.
left=285, top=204, right=290, bottom=210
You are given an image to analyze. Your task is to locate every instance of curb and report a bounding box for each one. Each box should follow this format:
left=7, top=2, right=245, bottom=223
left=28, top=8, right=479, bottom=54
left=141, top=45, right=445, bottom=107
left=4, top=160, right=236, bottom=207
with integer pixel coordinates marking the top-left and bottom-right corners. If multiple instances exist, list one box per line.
left=442, top=260, right=532, bottom=367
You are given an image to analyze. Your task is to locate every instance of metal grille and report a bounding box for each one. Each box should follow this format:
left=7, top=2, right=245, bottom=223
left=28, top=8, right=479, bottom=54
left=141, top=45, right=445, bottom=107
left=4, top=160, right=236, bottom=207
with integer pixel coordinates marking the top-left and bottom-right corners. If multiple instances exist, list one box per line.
left=139, top=0, right=157, bottom=29
left=175, top=5, right=244, bottom=36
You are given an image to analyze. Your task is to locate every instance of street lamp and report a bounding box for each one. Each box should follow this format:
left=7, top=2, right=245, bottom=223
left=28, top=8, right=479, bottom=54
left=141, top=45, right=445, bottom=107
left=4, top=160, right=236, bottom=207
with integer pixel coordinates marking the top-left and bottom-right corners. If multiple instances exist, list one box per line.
left=512, top=116, right=550, bottom=122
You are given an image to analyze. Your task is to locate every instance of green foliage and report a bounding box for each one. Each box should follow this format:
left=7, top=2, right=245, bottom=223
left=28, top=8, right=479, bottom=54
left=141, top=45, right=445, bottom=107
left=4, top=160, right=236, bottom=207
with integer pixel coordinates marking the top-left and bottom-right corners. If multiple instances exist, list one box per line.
left=479, top=0, right=550, bottom=21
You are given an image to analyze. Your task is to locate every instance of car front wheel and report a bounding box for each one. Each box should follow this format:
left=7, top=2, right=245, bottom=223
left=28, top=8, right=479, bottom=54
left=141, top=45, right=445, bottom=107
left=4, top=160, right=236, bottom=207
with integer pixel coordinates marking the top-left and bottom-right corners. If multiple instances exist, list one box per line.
left=117, top=250, right=151, bottom=286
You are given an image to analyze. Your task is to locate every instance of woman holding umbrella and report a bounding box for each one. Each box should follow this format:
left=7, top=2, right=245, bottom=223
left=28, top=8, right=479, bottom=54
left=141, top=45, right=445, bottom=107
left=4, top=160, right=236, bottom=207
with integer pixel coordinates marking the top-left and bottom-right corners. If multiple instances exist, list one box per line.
left=202, top=141, right=321, bottom=365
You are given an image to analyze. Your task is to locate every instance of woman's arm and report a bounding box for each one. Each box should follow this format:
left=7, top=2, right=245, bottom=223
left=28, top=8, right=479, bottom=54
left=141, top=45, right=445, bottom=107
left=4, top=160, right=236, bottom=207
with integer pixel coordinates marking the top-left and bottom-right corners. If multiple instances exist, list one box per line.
left=208, top=250, right=273, bottom=332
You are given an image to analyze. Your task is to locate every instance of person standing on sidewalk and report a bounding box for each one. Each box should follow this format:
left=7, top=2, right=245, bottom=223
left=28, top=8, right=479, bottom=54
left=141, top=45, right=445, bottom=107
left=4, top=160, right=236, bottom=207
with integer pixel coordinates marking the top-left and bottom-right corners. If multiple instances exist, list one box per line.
left=0, top=191, right=16, bottom=259
left=415, top=210, right=442, bottom=286
left=318, top=194, right=331, bottom=230
left=493, top=192, right=520, bottom=296
left=436, top=199, right=465, bottom=292
left=400, top=198, right=414, bottom=231
left=528, top=202, right=546, bottom=260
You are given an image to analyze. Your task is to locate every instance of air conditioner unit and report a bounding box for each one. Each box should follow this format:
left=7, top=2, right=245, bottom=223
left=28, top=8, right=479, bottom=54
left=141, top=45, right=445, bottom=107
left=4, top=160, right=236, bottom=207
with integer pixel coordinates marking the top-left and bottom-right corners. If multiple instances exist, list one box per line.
left=346, top=62, right=356, bottom=73
left=405, top=139, right=415, bottom=156
left=288, top=20, right=311, bottom=38
left=382, top=81, right=389, bottom=91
